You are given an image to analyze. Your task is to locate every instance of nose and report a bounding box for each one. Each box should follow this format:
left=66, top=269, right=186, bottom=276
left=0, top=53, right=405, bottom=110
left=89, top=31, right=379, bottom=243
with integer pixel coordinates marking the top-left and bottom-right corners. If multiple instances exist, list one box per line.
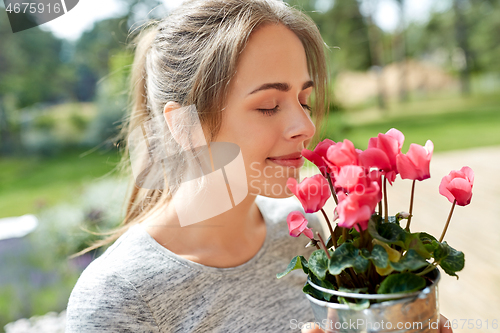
left=285, top=101, right=316, bottom=149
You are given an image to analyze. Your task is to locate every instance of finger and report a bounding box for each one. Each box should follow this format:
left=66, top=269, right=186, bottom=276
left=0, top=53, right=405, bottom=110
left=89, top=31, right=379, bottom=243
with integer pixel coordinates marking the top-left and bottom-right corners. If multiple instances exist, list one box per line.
left=439, top=314, right=453, bottom=333
left=301, top=322, right=325, bottom=333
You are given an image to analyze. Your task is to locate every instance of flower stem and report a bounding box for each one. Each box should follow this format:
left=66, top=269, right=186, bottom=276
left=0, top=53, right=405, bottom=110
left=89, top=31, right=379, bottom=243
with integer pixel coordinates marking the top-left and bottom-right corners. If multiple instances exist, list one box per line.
left=342, top=227, right=347, bottom=244
left=348, top=268, right=362, bottom=287
left=358, top=224, right=364, bottom=247
left=378, top=201, right=383, bottom=216
left=439, top=199, right=456, bottom=242
left=316, top=232, right=330, bottom=259
left=326, top=172, right=338, bottom=205
left=383, top=176, right=388, bottom=223
left=321, top=208, right=336, bottom=248
left=405, top=180, right=416, bottom=231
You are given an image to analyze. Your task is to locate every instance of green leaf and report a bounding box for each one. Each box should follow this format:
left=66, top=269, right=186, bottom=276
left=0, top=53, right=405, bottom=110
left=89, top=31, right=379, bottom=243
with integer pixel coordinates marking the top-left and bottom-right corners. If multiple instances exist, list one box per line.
left=424, top=240, right=440, bottom=255
left=329, top=242, right=369, bottom=275
left=276, top=255, right=308, bottom=279
left=438, top=242, right=465, bottom=277
left=349, top=228, right=360, bottom=238
left=389, top=249, right=429, bottom=272
left=368, top=244, right=389, bottom=268
left=405, top=233, right=432, bottom=259
left=338, top=287, right=369, bottom=294
left=419, top=232, right=438, bottom=244
left=338, top=297, right=370, bottom=310
left=433, top=241, right=451, bottom=262
left=419, top=233, right=439, bottom=256
left=326, top=235, right=334, bottom=249
left=368, top=219, right=407, bottom=248
left=378, top=224, right=407, bottom=247
left=308, top=249, right=330, bottom=280
left=306, top=272, right=337, bottom=301
left=377, top=273, right=426, bottom=294
left=303, top=282, right=326, bottom=301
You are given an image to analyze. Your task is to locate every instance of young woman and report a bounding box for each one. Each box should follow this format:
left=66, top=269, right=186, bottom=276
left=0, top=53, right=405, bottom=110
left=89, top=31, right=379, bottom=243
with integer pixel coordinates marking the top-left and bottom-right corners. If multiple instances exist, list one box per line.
left=65, top=1, right=452, bottom=332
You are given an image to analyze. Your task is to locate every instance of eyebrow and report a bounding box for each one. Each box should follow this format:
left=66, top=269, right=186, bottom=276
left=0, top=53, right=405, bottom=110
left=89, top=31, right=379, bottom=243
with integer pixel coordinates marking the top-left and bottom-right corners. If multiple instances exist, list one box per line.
left=248, top=80, right=314, bottom=95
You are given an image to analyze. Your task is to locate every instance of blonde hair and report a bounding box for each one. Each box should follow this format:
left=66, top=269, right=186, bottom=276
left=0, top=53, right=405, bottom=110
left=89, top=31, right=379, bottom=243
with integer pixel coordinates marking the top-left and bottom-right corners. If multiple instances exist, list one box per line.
left=71, top=0, right=330, bottom=258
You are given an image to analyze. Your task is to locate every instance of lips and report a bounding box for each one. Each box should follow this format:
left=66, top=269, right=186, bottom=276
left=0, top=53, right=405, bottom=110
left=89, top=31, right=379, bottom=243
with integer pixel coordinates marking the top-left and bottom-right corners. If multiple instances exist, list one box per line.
left=267, top=152, right=304, bottom=168
left=267, top=152, right=302, bottom=160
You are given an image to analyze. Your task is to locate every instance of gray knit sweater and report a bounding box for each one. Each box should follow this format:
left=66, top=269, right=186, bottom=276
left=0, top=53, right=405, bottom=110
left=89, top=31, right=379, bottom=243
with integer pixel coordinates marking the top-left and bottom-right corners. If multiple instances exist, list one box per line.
left=65, top=195, right=321, bottom=332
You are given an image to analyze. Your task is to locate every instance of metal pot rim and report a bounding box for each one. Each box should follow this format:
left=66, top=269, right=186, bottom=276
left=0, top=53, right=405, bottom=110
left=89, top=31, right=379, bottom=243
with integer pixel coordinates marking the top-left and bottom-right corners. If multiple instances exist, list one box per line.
left=306, top=268, right=441, bottom=302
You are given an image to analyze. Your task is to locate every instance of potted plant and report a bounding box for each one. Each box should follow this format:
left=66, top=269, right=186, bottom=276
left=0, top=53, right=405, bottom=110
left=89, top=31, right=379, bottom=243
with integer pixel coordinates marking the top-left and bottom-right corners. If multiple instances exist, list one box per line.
left=277, top=129, right=473, bottom=333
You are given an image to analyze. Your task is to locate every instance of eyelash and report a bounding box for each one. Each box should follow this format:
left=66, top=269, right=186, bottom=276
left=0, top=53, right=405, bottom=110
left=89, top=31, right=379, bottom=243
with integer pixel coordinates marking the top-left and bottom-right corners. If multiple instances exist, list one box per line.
left=257, top=104, right=312, bottom=116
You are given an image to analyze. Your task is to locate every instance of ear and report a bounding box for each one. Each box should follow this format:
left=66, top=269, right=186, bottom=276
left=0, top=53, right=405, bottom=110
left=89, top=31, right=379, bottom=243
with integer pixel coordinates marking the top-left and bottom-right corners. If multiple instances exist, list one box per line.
left=163, top=100, right=181, bottom=123
left=163, top=101, right=207, bottom=151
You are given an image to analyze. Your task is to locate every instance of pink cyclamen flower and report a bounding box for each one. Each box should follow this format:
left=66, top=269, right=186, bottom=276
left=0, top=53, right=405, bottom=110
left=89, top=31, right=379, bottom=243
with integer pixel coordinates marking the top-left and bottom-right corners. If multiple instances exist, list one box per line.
left=367, top=128, right=405, bottom=183
left=335, top=180, right=381, bottom=231
left=359, top=147, right=391, bottom=172
left=287, top=211, right=314, bottom=239
left=325, top=139, right=359, bottom=169
left=334, top=165, right=365, bottom=192
left=336, top=193, right=373, bottom=232
left=287, top=175, right=331, bottom=213
left=439, top=166, right=474, bottom=206
left=301, top=139, right=335, bottom=178
left=396, top=140, right=434, bottom=181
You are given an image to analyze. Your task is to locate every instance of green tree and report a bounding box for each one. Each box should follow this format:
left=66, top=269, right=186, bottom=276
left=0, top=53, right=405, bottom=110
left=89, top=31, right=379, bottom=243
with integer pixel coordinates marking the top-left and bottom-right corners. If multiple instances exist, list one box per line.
left=0, top=9, right=76, bottom=155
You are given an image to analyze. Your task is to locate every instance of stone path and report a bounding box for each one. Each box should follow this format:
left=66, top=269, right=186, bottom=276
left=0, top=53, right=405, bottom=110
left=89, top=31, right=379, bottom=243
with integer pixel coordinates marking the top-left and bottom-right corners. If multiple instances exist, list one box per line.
left=300, top=145, right=500, bottom=333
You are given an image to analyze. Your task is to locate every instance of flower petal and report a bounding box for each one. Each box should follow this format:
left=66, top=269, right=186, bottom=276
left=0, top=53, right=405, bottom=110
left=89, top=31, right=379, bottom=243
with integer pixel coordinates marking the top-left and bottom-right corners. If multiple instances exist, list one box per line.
left=447, top=178, right=473, bottom=206
left=359, top=148, right=391, bottom=171
left=302, top=227, right=314, bottom=239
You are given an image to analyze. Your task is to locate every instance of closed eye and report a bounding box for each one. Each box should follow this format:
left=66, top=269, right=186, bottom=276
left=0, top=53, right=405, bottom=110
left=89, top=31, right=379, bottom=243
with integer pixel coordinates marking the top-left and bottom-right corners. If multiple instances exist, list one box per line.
left=257, top=104, right=311, bottom=116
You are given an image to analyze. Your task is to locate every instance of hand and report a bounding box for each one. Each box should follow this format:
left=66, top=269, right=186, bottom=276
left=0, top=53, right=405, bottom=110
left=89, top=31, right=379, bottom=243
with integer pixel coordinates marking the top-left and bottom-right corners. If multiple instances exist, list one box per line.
left=300, top=314, right=453, bottom=333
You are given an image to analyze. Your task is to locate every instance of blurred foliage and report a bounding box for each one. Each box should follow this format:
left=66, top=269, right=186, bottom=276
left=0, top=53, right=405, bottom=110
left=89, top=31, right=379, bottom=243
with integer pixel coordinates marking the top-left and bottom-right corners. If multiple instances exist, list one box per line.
left=288, top=0, right=372, bottom=73
left=0, top=13, right=75, bottom=108
left=82, top=50, right=134, bottom=148
left=0, top=176, right=129, bottom=330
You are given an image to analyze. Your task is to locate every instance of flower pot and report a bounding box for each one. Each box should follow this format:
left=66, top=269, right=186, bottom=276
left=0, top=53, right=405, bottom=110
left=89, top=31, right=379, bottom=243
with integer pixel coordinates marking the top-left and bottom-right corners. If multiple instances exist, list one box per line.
left=305, top=269, right=441, bottom=333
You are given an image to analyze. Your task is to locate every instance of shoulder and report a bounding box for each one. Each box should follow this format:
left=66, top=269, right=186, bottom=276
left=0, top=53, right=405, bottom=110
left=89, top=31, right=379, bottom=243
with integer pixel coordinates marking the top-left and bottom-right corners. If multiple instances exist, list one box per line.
left=65, top=225, right=194, bottom=332
left=66, top=258, right=160, bottom=332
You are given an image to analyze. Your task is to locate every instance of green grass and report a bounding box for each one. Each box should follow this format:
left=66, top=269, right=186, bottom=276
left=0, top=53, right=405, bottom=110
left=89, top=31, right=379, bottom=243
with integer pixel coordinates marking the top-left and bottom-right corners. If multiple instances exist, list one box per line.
left=0, top=148, right=122, bottom=218
left=323, top=92, right=500, bottom=152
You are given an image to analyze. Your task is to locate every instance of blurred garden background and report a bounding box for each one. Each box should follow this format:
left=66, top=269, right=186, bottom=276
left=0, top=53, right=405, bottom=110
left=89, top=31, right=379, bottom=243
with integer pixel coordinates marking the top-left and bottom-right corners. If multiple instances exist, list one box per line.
left=1, top=0, right=500, bottom=331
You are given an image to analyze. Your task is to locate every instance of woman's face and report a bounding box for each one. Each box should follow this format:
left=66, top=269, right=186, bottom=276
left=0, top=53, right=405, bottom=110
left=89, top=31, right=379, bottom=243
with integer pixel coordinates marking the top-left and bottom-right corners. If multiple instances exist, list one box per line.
left=215, top=23, right=316, bottom=199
